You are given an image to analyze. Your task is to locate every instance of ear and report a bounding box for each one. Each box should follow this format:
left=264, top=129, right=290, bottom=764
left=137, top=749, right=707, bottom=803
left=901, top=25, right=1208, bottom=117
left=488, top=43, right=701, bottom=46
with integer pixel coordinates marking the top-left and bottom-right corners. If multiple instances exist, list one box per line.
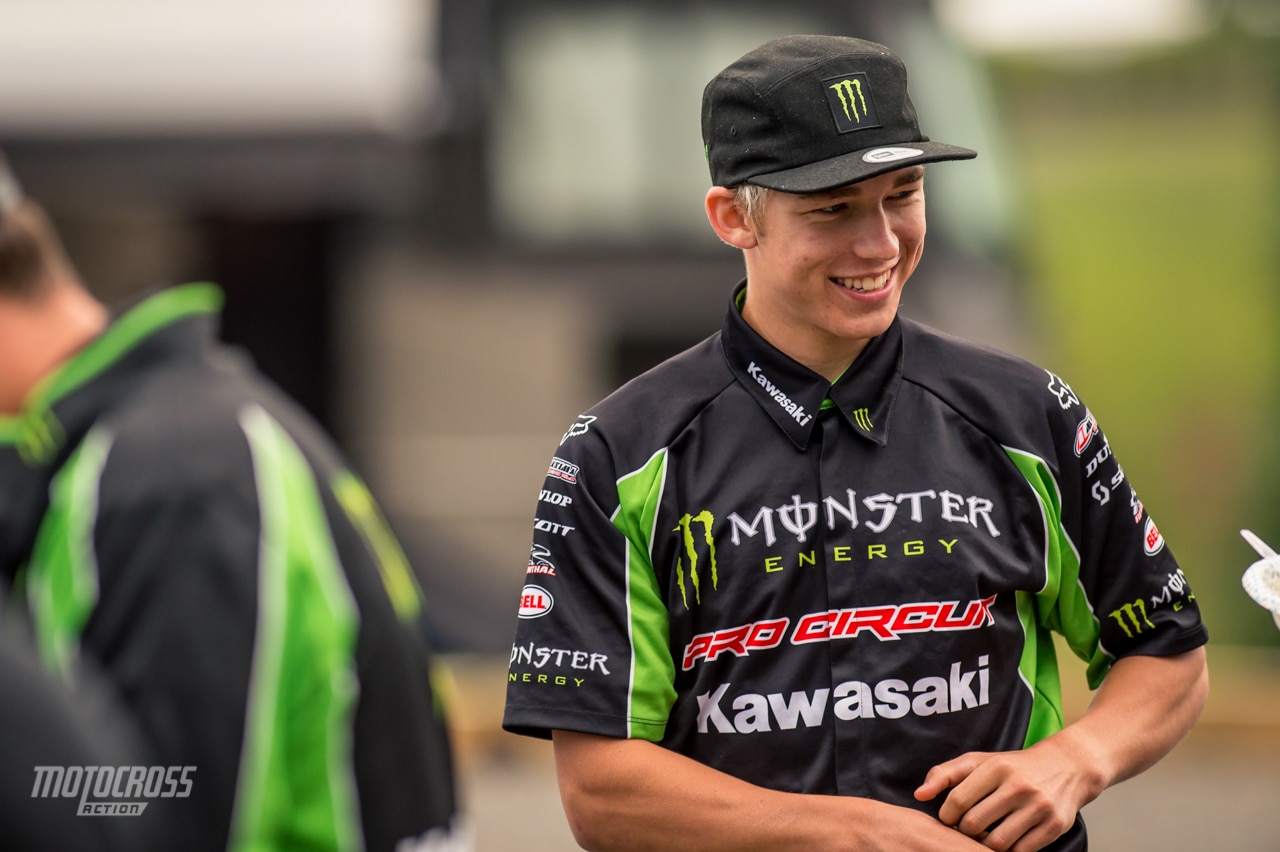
left=704, top=187, right=759, bottom=250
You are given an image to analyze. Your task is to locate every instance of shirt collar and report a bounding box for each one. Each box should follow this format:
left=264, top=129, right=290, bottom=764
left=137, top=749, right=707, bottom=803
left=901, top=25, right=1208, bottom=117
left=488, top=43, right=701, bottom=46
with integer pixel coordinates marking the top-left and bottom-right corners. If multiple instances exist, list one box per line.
left=720, top=279, right=903, bottom=450
left=0, top=284, right=223, bottom=579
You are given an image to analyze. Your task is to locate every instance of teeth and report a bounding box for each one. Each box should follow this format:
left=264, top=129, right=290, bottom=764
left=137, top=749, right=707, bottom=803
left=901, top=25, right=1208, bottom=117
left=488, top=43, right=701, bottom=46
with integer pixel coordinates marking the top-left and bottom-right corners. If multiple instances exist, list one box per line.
left=835, top=270, right=891, bottom=292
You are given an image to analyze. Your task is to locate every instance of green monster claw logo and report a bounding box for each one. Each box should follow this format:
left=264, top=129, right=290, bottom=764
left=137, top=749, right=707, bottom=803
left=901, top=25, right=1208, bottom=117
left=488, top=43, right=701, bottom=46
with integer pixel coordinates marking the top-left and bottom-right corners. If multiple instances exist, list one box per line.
left=852, top=407, right=874, bottom=432
left=1109, top=598, right=1154, bottom=638
left=829, top=78, right=868, bottom=124
left=674, top=511, right=718, bottom=609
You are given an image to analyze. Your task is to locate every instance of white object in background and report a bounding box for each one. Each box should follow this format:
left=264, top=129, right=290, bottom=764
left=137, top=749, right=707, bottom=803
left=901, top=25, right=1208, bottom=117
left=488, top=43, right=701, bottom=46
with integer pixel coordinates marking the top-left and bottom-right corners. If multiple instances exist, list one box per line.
left=1241, top=529, right=1280, bottom=630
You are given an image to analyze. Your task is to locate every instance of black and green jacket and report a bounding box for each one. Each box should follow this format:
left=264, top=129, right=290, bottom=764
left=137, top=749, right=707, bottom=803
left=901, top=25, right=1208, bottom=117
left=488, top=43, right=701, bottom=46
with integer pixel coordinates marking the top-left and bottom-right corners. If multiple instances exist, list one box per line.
left=0, top=284, right=463, bottom=852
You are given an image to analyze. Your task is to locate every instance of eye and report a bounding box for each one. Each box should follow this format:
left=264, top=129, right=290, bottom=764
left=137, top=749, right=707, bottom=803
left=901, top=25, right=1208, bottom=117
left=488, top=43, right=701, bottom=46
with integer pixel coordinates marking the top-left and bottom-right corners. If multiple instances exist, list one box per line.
left=889, top=188, right=918, bottom=201
left=810, top=202, right=846, bottom=215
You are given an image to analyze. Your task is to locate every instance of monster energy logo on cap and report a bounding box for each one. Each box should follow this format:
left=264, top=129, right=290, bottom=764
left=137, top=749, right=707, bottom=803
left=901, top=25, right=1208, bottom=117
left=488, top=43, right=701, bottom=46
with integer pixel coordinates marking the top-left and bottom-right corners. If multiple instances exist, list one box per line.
left=823, top=72, right=881, bottom=135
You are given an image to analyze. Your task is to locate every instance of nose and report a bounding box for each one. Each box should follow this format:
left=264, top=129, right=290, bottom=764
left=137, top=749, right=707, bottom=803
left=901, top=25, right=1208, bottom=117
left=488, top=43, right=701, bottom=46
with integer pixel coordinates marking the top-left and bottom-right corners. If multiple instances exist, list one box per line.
left=850, top=207, right=899, bottom=261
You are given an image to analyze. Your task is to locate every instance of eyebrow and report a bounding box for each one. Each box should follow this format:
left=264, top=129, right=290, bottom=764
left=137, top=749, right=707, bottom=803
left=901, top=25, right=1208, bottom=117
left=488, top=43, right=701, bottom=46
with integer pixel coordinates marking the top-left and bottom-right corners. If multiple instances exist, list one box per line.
left=808, top=167, right=926, bottom=202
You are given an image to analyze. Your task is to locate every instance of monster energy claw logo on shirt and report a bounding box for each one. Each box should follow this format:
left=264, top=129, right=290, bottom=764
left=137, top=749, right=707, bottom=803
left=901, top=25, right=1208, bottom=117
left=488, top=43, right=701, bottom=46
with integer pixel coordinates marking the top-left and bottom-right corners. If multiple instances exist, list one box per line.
left=823, top=72, right=881, bottom=134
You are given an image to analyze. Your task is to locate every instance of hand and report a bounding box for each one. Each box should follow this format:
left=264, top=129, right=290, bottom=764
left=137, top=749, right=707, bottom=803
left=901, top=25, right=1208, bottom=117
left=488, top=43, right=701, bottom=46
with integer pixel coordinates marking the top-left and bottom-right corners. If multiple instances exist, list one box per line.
left=913, top=739, right=1101, bottom=852
left=838, top=798, right=994, bottom=852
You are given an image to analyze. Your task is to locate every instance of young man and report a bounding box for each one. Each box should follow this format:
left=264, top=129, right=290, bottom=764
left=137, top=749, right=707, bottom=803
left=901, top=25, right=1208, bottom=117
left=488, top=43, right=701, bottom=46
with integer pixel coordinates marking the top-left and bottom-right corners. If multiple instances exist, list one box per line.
left=503, top=35, right=1209, bottom=851
left=0, top=155, right=469, bottom=851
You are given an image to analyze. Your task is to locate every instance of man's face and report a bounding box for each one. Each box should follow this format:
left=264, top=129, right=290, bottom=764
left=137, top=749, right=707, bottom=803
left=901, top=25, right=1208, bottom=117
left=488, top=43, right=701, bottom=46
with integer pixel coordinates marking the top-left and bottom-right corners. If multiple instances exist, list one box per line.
left=740, top=166, right=926, bottom=373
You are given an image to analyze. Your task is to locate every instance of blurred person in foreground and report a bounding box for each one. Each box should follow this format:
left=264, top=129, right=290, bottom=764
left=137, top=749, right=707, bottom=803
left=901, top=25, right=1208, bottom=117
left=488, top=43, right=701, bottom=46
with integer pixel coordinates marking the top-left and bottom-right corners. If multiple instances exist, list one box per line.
left=503, top=35, right=1208, bottom=852
left=0, top=154, right=470, bottom=851
left=0, top=627, right=172, bottom=851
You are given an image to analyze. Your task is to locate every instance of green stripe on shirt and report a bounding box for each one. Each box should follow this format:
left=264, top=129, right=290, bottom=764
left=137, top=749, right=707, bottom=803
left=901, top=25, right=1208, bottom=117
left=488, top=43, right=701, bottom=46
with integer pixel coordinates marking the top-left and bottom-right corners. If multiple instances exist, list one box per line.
left=233, top=404, right=362, bottom=852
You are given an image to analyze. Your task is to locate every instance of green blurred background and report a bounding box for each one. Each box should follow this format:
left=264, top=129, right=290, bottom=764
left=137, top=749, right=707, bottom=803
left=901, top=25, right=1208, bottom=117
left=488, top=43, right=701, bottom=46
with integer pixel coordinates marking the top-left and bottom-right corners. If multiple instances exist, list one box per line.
left=989, top=26, right=1280, bottom=646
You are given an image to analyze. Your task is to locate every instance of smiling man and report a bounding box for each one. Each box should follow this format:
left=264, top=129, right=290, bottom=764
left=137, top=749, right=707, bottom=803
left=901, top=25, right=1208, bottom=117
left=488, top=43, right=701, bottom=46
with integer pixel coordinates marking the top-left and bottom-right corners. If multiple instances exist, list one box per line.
left=503, top=35, right=1208, bottom=852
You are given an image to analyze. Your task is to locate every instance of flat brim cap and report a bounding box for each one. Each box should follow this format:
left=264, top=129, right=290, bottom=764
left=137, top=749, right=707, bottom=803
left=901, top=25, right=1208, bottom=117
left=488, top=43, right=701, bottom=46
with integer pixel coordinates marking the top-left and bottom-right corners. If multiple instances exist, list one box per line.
left=702, top=35, right=976, bottom=193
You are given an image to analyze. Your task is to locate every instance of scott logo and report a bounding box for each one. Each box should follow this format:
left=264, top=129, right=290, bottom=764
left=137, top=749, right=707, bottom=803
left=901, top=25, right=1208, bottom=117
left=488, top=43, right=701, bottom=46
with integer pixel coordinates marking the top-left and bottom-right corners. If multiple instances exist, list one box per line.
left=518, top=584, right=554, bottom=618
left=823, top=73, right=880, bottom=134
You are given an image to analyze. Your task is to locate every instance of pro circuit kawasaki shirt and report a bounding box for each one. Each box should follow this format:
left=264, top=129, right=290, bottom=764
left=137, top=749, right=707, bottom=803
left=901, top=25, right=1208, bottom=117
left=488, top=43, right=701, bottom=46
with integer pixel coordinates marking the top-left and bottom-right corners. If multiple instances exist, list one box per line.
left=504, top=282, right=1207, bottom=845
left=0, top=285, right=464, bottom=852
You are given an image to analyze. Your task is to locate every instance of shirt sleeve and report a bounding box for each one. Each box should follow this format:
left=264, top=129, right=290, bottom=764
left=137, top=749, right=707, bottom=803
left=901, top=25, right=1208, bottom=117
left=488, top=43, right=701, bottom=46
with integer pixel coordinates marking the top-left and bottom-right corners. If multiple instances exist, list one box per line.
left=503, top=412, right=677, bottom=742
left=1040, top=370, right=1208, bottom=686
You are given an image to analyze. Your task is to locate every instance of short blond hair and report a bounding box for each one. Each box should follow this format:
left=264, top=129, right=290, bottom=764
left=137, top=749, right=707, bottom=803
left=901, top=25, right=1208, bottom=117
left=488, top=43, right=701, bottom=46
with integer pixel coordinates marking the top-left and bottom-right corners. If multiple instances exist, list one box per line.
left=730, top=183, right=772, bottom=234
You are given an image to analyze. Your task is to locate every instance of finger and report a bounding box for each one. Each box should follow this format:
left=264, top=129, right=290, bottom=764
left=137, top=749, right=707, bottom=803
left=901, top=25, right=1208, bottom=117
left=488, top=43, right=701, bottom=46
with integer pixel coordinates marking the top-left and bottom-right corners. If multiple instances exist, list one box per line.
left=915, top=753, right=986, bottom=802
left=938, top=770, right=1005, bottom=829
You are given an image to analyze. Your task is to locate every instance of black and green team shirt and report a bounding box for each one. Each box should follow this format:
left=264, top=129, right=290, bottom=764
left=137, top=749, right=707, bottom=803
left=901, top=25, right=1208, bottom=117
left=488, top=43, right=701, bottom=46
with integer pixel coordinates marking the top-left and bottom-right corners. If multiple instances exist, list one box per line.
left=0, top=284, right=464, bottom=852
left=504, top=282, right=1207, bottom=849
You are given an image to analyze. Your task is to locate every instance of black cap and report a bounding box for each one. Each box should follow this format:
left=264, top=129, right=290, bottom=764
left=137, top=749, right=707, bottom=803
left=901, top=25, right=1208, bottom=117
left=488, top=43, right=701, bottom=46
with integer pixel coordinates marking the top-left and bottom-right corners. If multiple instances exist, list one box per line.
left=702, top=34, right=976, bottom=193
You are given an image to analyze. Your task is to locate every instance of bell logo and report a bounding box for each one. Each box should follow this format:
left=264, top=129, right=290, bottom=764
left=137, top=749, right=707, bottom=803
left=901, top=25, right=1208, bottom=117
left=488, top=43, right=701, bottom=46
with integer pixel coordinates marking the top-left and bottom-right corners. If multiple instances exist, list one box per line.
left=518, top=584, right=554, bottom=619
left=1143, top=518, right=1165, bottom=556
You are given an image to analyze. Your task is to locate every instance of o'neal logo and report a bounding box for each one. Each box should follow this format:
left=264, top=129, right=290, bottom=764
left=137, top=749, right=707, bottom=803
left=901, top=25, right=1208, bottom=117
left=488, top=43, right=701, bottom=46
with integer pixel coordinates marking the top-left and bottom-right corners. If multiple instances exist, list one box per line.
left=823, top=72, right=881, bottom=134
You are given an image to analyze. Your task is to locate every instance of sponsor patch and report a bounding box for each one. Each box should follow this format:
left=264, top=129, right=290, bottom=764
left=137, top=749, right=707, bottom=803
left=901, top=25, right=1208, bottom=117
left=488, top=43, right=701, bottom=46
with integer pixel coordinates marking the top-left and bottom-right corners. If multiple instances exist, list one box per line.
left=518, top=584, right=554, bottom=618
left=822, top=72, right=882, bottom=134
left=1143, top=517, right=1165, bottom=556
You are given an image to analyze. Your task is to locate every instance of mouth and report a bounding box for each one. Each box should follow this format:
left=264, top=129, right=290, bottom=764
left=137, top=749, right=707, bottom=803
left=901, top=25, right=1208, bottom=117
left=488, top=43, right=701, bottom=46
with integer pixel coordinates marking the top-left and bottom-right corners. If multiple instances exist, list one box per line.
left=831, top=268, right=892, bottom=293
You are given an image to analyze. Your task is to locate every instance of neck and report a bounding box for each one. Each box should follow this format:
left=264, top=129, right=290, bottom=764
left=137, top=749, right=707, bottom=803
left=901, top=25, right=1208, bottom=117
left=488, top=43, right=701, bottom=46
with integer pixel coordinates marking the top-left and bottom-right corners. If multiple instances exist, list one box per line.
left=740, top=298, right=869, bottom=383
left=0, top=278, right=107, bottom=413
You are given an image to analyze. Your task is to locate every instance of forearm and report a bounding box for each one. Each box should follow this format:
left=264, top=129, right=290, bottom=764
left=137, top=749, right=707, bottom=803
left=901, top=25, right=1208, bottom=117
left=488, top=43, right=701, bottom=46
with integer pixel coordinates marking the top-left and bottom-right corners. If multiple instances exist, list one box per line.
left=1048, top=647, right=1208, bottom=793
left=552, top=730, right=985, bottom=852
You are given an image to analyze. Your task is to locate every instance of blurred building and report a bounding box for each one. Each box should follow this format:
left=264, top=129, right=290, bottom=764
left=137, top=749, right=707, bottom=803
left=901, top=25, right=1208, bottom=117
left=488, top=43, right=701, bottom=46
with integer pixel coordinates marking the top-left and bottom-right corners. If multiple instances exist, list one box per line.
left=0, top=0, right=1018, bottom=652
